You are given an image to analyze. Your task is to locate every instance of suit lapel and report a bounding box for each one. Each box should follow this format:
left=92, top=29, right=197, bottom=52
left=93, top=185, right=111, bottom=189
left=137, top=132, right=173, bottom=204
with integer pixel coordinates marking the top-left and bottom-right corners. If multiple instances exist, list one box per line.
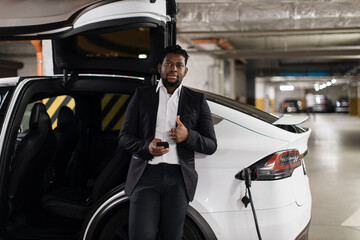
left=149, top=87, right=159, bottom=136
left=177, top=87, right=188, bottom=119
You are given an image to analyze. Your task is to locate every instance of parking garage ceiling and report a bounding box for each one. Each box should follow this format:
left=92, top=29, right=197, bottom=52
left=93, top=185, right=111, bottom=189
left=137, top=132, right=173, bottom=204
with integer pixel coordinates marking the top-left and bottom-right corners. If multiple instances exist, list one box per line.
left=176, top=0, right=360, bottom=88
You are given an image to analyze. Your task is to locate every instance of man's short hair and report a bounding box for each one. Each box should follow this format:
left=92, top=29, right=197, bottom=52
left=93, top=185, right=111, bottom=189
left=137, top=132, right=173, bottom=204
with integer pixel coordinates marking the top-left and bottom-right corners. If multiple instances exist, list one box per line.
left=162, top=45, right=189, bottom=65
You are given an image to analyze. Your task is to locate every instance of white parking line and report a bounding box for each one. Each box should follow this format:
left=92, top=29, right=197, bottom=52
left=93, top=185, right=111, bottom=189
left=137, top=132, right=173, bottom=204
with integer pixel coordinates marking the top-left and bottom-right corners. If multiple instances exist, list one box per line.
left=342, top=209, right=360, bottom=227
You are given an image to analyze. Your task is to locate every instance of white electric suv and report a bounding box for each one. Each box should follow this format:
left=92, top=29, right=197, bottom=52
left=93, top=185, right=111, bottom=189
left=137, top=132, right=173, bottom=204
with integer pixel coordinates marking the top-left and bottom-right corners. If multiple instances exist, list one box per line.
left=0, top=0, right=311, bottom=239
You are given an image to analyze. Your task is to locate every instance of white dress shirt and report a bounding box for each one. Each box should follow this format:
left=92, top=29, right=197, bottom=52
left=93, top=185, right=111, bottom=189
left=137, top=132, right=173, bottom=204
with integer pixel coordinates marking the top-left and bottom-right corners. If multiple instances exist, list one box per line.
left=149, top=79, right=181, bottom=165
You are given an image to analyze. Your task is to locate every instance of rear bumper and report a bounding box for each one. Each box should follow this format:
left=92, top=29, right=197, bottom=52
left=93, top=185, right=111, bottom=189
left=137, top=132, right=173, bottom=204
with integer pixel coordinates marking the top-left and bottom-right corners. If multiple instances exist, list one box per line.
left=335, top=107, right=349, bottom=113
left=201, top=201, right=312, bottom=240
left=296, top=218, right=311, bottom=240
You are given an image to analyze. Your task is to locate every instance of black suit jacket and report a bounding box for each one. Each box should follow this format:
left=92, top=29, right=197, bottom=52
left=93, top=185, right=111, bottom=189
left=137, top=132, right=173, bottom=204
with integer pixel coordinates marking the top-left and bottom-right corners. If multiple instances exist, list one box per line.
left=119, top=85, right=217, bottom=201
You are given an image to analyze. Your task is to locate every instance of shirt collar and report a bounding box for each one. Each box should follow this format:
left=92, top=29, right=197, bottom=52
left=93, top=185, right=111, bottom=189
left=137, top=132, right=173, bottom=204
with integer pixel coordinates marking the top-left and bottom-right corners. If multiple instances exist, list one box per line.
left=156, top=79, right=182, bottom=97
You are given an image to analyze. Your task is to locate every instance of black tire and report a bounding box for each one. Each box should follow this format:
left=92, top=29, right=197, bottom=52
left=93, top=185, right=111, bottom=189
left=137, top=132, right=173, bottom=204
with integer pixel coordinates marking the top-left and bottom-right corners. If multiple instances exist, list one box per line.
left=183, top=216, right=205, bottom=240
left=99, top=205, right=129, bottom=240
left=98, top=206, right=205, bottom=240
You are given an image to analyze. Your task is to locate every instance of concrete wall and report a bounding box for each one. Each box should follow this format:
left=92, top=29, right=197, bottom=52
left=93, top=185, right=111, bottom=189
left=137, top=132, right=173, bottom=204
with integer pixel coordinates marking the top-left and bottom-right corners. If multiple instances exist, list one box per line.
left=0, top=41, right=37, bottom=76
left=182, top=53, right=215, bottom=91
left=43, top=40, right=54, bottom=76
left=234, top=65, right=247, bottom=103
left=184, top=52, right=237, bottom=99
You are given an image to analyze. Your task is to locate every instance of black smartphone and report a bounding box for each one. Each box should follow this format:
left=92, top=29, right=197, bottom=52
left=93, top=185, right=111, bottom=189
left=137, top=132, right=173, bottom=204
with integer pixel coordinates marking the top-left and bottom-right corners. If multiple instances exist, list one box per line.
left=156, top=141, right=169, bottom=148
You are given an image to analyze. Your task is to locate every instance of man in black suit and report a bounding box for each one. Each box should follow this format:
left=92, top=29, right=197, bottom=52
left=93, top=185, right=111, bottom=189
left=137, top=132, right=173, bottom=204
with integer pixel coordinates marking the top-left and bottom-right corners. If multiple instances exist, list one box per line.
left=119, top=45, right=217, bottom=240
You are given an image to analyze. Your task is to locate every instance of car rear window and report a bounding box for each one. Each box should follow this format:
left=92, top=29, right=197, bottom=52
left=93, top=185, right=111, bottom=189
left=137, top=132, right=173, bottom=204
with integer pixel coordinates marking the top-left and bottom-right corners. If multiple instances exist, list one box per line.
left=203, top=91, right=279, bottom=124
left=76, top=27, right=150, bottom=59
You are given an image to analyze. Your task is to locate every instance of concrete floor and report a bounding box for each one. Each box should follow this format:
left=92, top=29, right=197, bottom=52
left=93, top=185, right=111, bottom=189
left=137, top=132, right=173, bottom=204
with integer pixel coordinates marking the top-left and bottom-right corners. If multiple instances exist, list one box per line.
left=300, top=113, right=360, bottom=240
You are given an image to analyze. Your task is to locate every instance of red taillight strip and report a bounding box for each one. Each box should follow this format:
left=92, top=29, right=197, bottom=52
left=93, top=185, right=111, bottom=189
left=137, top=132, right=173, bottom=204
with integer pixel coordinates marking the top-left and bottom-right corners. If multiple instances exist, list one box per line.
left=235, top=149, right=308, bottom=181
left=254, top=149, right=302, bottom=180
left=263, top=150, right=300, bottom=171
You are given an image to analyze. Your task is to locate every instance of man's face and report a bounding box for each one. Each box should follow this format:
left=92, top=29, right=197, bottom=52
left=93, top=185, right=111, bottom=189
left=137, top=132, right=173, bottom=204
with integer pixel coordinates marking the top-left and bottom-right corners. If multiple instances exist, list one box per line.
left=158, top=53, right=188, bottom=88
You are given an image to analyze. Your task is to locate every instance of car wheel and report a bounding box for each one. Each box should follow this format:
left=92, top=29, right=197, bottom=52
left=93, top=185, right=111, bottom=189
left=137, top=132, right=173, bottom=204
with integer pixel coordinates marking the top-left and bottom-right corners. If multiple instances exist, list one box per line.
left=182, top=217, right=205, bottom=240
left=98, top=205, right=205, bottom=240
left=98, top=205, right=129, bottom=240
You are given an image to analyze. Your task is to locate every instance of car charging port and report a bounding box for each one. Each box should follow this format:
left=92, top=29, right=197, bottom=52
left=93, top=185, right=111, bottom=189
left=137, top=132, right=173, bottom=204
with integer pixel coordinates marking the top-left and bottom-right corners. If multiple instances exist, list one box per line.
left=235, top=168, right=262, bottom=240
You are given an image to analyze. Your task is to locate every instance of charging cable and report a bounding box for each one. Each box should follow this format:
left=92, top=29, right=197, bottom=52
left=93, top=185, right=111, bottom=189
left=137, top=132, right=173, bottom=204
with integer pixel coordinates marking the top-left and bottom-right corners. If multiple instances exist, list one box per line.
left=242, top=168, right=262, bottom=240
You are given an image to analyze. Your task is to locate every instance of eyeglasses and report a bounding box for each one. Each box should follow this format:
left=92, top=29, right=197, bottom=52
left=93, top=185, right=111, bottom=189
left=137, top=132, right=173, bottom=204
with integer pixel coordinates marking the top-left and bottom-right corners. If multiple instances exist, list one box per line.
left=162, top=62, right=185, bottom=69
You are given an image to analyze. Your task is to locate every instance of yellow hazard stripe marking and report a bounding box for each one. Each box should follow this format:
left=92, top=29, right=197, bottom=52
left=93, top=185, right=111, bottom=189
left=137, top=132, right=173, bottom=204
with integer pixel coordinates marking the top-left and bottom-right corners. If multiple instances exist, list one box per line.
left=113, top=113, right=126, bottom=130
left=52, top=98, right=76, bottom=129
left=42, top=98, right=49, bottom=105
left=349, top=97, right=357, bottom=115
left=102, top=95, right=129, bottom=131
left=67, top=98, right=76, bottom=110
left=270, top=99, right=275, bottom=113
left=47, top=95, right=67, bottom=117
left=46, top=95, right=67, bottom=129
left=255, top=98, right=264, bottom=111
left=101, top=94, right=113, bottom=110
left=42, top=96, right=76, bottom=129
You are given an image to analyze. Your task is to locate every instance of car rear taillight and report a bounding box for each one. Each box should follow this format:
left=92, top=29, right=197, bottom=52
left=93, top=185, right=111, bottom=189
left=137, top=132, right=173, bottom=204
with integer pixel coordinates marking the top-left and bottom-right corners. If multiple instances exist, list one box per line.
left=236, top=149, right=306, bottom=181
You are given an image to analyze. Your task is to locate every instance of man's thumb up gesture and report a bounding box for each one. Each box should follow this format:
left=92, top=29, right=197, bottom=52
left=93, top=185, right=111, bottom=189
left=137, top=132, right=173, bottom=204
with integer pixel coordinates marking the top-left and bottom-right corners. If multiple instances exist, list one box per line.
left=169, top=115, right=189, bottom=143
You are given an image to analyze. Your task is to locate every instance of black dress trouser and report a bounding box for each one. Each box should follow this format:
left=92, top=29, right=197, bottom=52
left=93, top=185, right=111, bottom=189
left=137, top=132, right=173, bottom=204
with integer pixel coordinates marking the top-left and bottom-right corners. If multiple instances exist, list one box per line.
left=129, top=163, right=189, bottom=240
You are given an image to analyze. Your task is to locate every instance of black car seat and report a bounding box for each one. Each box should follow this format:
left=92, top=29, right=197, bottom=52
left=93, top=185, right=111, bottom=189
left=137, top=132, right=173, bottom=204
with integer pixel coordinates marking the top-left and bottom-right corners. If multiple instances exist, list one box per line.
left=8, top=102, right=56, bottom=214
left=42, top=147, right=132, bottom=219
left=46, top=106, right=78, bottom=188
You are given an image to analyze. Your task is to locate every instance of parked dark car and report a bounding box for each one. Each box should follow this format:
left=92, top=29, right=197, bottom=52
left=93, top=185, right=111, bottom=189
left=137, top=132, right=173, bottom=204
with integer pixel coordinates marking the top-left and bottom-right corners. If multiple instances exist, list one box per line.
left=335, top=96, right=349, bottom=113
left=313, top=94, right=335, bottom=113
left=280, top=99, right=303, bottom=113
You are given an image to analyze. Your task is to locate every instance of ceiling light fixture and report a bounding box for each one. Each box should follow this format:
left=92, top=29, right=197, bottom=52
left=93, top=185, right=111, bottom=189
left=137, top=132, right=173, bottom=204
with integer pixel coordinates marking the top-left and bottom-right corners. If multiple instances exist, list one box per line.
left=279, top=85, right=294, bottom=91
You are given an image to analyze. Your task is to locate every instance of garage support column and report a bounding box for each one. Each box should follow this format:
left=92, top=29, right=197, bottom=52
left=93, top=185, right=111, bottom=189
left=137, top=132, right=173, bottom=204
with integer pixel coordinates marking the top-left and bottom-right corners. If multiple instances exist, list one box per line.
left=255, top=77, right=265, bottom=111
left=266, top=85, right=275, bottom=113
left=357, top=86, right=360, bottom=117
left=246, top=61, right=256, bottom=106
left=42, top=40, right=54, bottom=75
left=234, top=64, right=247, bottom=103
left=212, top=59, right=224, bottom=95
left=228, top=59, right=236, bottom=99
left=348, top=86, right=358, bottom=115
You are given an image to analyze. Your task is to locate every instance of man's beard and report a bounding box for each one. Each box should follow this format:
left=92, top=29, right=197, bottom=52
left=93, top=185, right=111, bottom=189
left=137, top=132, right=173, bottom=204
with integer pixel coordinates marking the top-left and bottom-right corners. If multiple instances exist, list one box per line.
left=162, top=77, right=180, bottom=87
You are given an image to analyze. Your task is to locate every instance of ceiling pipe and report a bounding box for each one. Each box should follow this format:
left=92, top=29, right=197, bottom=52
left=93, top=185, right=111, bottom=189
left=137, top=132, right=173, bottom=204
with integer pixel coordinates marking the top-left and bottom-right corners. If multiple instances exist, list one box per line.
left=187, top=45, right=360, bottom=59
left=31, top=40, right=43, bottom=76
left=178, top=28, right=360, bottom=38
left=177, top=1, right=360, bottom=32
left=190, top=37, right=247, bottom=64
left=191, top=38, right=234, bottom=50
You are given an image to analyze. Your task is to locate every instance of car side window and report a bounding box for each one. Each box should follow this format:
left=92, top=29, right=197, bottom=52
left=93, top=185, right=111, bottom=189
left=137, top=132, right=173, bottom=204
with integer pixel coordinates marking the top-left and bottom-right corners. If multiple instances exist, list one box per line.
left=212, top=114, right=223, bottom=125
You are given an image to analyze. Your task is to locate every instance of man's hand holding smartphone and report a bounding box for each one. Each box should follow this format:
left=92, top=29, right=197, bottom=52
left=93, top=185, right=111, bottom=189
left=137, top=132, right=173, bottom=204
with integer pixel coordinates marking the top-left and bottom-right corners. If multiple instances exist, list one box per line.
left=149, top=139, right=170, bottom=157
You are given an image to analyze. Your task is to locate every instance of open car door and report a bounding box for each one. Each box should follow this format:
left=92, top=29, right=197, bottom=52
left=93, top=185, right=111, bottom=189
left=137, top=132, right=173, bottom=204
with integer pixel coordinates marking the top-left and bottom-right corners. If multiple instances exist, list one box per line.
left=0, top=0, right=177, bottom=79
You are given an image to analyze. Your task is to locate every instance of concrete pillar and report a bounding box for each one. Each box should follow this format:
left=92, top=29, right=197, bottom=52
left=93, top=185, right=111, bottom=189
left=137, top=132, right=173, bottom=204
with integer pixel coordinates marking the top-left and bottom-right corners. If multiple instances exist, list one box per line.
left=255, top=77, right=265, bottom=111
left=42, top=40, right=54, bottom=76
left=358, top=86, right=360, bottom=117
left=234, top=64, right=247, bottom=103
left=228, top=59, right=236, bottom=99
left=246, top=61, right=256, bottom=106
left=266, top=85, right=275, bottom=113
left=209, top=59, right=223, bottom=95
left=348, top=87, right=358, bottom=115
